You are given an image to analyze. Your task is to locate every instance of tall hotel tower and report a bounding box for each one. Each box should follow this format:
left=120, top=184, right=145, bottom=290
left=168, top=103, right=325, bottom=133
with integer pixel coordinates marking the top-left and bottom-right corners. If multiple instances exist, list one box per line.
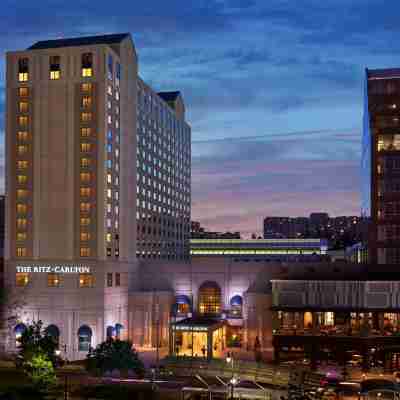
left=4, top=34, right=191, bottom=358
left=363, top=69, right=400, bottom=264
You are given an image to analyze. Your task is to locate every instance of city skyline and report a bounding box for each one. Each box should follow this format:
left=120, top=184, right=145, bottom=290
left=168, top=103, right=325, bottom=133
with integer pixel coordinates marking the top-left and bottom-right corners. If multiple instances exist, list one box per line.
left=1, top=1, right=400, bottom=235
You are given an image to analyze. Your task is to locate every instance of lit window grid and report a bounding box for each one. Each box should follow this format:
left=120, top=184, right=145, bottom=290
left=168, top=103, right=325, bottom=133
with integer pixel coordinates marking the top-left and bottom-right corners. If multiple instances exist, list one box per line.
left=15, top=93, right=32, bottom=251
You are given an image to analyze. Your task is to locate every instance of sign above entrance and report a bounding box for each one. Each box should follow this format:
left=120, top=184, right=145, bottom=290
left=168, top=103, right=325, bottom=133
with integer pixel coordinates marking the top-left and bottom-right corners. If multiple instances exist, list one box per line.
left=16, top=265, right=91, bottom=274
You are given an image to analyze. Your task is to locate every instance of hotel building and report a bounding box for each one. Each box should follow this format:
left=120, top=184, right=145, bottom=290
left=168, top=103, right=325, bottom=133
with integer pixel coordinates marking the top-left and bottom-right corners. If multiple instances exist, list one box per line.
left=4, top=33, right=191, bottom=358
left=363, top=69, right=400, bottom=264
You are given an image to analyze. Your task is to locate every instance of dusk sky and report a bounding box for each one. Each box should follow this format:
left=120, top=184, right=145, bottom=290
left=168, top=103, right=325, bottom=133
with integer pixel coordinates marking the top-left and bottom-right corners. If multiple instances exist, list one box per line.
left=1, top=1, right=399, bottom=236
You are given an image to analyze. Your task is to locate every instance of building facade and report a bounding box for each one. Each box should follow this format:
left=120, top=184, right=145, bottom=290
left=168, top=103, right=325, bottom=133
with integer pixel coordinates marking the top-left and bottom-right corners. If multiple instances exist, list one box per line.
left=3, top=33, right=190, bottom=359
left=363, top=68, right=400, bottom=264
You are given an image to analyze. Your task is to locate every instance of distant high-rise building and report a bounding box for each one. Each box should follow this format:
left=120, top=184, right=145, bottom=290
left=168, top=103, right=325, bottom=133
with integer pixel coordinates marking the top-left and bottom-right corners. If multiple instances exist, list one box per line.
left=263, top=214, right=363, bottom=248
left=363, top=68, right=400, bottom=264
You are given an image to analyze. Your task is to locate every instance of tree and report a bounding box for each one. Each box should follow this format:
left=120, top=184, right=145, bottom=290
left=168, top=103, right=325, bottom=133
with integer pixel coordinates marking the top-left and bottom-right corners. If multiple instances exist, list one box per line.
left=17, top=320, right=59, bottom=368
left=86, top=338, right=145, bottom=377
left=23, top=352, right=57, bottom=392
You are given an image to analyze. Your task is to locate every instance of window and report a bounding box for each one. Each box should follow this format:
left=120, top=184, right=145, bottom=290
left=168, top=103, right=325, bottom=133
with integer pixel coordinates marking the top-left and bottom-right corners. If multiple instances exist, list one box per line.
left=81, top=112, right=92, bottom=122
left=80, top=247, right=91, bottom=257
left=81, top=53, right=93, bottom=77
left=47, top=273, right=61, bottom=287
left=17, top=161, right=28, bottom=169
left=80, top=232, right=91, bottom=241
left=107, top=85, right=112, bottom=95
left=80, top=187, right=91, bottom=197
left=17, top=189, right=28, bottom=199
left=18, top=58, right=29, bottom=82
left=198, top=281, right=221, bottom=315
left=17, top=175, right=27, bottom=184
left=81, top=127, right=91, bottom=137
left=17, top=204, right=27, bottom=214
left=79, top=274, right=94, bottom=288
left=80, top=218, right=90, bottom=226
left=81, top=82, right=92, bottom=92
left=49, top=56, right=61, bottom=80
left=107, top=273, right=113, bottom=287
left=116, top=62, right=121, bottom=86
left=107, top=54, right=113, bottom=79
left=17, top=145, right=28, bottom=155
left=17, top=218, right=27, bottom=229
left=82, top=96, right=92, bottom=108
left=80, top=172, right=91, bottom=183
left=16, top=272, right=29, bottom=286
left=18, top=87, right=29, bottom=97
left=107, top=248, right=112, bottom=257
left=115, top=272, right=121, bottom=286
left=16, top=247, right=27, bottom=257
left=107, top=189, right=112, bottom=198
left=16, top=232, right=27, bottom=241
left=19, top=102, right=28, bottom=113
left=106, top=233, right=112, bottom=242
left=107, top=174, right=112, bottom=184
left=81, top=158, right=91, bottom=168
left=80, top=202, right=91, bottom=212
left=19, top=116, right=28, bottom=127
left=81, top=143, right=91, bottom=153
left=78, top=325, right=92, bottom=352
left=17, top=131, right=28, bottom=142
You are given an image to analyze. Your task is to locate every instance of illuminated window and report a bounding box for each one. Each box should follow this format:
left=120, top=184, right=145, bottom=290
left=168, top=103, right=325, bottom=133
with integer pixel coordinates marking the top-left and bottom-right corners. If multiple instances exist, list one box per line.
left=106, top=218, right=111, bottom=228
left=80, top=172, right=91, bottom=183
left=108, top=115, right=112, bottom=124
left=17, top=161, right=28, bottom=169
left=80, top=232, right=91, bottom=241
left=106, top=233, right=112, bottom=242
left=80, top=247, right=91, bottom=257
left=81, top=158, right=91, bottom=168
left=18, top=58, right=29, bottom=82
left=16, top=272, right=29, bottom=286
left=17, top=204, right=27, bottom=214
left=17, top=145, right=28, bottom=155
left=80, top=202, right=91, bottom=213
left=16, top=189, right=28, bottom=199
left=49, top=56, right=61, bottom=80
left=80, top=187, right=91, bottom=197
left=81, top=112, right=92, bottom=122
left=47, top=273, right=61, bottom=287
left=107, top=247, right=112, bottom=256
left=115, top=91, right=119, bottom=101
left=198, top=281, right=221, bottom=315
left=81, top=127, right=91, bottom=137
left=17, top=131, right=28, bottom=142
left=107, top=189, right=112, bottom=198
left=81, top=53, right=93, bottom=77
left=19, top=102, right=28, bottom=113
left=17, top=218, right=27, bottom=229
left=16, top=232, right=27, bottom=241
left=107, top=273, right=113, bottom=287
left=79, top=273, right=94, bottom=287
left=107, top=174, right=112, bottom=184
left=81, top=83, right=92, bottom=92
left=107, top=203, right=111, bottom=213
left=19, top=116, right=28, bottom=127
left=82, top=96, right=92, bottom=108
left=80, top=218, right=90, bottom=226
left=16, top=247, right=27, bottom=257
left=81, top=143, right=91, bottom=153
left=17, top=175, right=27, bottom=184
left=18, top=87, right=29, bottom=97
left=107, top=85, right=112, bottom=95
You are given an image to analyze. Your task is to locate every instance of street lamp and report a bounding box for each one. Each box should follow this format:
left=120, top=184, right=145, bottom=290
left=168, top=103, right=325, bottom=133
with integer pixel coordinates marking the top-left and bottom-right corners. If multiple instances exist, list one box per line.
left=226, top=352, right=237, bottom=399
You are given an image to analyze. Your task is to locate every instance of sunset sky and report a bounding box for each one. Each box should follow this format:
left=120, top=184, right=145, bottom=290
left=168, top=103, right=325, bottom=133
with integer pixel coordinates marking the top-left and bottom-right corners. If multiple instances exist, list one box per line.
left=1, top=0, right=400, bottom=236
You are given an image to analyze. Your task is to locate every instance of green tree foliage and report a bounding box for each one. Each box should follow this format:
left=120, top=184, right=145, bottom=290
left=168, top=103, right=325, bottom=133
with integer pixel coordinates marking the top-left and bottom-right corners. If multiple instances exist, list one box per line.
left=17, top=320, right=59, bottom=368
left=86, top=339, right=145, bottom=377
left=23, top=353, right=57, bottom=392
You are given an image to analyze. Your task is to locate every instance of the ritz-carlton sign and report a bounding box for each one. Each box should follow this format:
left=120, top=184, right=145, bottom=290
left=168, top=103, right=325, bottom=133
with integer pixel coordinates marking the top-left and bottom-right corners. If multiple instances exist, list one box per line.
left=16, top=265, right=91, bottom=274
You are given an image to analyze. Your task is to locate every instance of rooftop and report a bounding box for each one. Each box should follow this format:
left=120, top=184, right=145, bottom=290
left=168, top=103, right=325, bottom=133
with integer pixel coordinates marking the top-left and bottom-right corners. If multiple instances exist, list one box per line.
left=28, top=33, right=130, bottom=50
left=367, top=68, right=400, bottom=79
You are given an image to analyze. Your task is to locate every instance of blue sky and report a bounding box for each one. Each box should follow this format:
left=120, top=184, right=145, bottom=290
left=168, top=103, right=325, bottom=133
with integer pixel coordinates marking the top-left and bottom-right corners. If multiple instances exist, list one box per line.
left=0, top=0, right=399, bottom=236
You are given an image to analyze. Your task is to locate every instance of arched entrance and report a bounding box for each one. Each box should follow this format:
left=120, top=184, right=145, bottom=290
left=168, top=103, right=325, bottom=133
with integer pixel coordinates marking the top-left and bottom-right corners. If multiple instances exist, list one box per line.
left=198, top=281, right=221, bottom=315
